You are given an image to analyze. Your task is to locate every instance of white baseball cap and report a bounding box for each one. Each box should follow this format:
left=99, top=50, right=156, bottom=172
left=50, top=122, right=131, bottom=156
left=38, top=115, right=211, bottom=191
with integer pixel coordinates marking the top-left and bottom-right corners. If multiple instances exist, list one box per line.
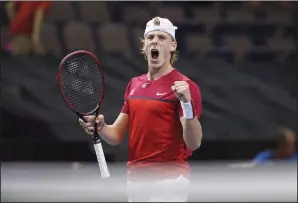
left=144, top=17, right=178, bottom=39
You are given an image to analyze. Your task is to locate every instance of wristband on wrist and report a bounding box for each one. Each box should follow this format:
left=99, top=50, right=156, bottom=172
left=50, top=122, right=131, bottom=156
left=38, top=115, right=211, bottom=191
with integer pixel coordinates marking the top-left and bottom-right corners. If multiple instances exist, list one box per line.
left=180, top=101, right=194, bottom=119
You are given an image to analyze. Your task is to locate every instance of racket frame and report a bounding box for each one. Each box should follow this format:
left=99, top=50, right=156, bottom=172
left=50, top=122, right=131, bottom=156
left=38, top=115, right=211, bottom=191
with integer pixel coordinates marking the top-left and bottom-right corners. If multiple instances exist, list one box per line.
left=57, top=50, right=110, bottom=178
left=57, top=50, right=104, bottom=118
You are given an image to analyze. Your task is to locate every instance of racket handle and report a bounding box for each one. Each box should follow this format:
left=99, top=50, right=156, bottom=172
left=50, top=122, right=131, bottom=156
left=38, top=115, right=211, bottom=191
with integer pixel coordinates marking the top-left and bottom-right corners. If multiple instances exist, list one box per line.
left=93, top=142, right=110, bottom=179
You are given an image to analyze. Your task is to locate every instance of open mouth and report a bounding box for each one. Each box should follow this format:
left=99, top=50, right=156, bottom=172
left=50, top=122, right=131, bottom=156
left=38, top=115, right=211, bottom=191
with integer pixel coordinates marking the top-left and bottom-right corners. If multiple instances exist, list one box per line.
left=151, top=49, right=159, bottom=59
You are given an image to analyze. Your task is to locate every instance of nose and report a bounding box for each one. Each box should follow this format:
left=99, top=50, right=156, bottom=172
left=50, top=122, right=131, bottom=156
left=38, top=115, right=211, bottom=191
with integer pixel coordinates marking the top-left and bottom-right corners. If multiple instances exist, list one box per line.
left=151, top=36, right=158, bottom=45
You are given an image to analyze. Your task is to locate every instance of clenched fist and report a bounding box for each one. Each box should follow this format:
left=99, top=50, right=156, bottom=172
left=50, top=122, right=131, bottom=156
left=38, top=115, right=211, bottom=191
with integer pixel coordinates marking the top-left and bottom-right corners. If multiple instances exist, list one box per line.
left=171, top=81, right=191, bottom=103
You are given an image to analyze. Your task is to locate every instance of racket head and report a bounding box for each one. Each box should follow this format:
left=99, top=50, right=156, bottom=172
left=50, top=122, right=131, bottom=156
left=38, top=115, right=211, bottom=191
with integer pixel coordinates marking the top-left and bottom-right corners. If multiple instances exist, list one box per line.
left=57, top=50, right=105, bottom=118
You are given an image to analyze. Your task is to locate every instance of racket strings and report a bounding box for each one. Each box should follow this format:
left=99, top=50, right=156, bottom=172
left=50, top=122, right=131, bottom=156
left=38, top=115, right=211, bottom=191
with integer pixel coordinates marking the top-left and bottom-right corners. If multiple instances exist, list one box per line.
left=60, top=53, right=103, bottom=114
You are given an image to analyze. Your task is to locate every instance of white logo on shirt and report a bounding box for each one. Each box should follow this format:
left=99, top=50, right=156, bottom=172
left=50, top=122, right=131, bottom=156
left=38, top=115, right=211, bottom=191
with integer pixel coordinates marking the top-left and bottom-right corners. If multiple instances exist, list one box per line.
left=130, top=89, right=135, bottom=96
left=156, top=92, right=167, bottom=96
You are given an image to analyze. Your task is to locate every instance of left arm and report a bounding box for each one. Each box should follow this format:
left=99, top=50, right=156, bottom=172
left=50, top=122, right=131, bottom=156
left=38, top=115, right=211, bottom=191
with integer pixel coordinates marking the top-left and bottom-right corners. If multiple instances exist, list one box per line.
left=31, top=2, right=52, bottom=52
left=180, top=114, right=202, bottom=151
left=31, top=8, right=45, bottom=43
left=5, top=1, right=16, bottom=21
left=172, top=80, right=203, bottom=151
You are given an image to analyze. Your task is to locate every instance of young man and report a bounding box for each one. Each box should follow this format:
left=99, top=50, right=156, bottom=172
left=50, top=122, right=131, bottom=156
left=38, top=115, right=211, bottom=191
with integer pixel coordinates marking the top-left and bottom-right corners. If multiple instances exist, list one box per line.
left=79, top=17, right=203, bottom=202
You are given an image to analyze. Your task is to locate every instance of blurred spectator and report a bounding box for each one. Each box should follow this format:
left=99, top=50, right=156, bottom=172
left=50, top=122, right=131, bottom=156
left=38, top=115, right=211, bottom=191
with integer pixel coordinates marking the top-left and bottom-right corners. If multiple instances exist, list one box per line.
left=5, top=1, right=52, bottom=55
left=253, top=127, right=297, bottom=163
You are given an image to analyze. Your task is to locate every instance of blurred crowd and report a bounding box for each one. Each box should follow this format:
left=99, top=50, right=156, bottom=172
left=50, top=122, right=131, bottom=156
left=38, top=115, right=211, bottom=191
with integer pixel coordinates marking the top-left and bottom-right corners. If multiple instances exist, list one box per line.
left=1, top=1, right=297, bottom=64
left=0, top=1, right=296, bottom=163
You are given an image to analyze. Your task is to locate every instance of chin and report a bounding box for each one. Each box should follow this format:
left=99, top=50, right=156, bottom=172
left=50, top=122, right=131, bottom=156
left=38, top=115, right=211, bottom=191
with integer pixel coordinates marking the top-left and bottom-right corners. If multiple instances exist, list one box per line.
left=149, top=60, right=166, bottom=69
left=150, top=64, right=162, bottom=69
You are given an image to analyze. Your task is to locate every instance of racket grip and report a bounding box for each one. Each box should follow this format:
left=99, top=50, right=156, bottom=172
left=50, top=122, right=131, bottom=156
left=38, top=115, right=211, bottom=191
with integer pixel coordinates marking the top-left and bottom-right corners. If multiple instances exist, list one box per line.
left=93, top=142, right=110, bottom=179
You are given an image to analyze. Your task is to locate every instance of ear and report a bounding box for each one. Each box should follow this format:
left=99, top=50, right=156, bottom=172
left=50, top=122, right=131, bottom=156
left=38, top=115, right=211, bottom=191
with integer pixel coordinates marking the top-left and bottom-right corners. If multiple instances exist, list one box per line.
left=170, top=41, right=177, bottom=52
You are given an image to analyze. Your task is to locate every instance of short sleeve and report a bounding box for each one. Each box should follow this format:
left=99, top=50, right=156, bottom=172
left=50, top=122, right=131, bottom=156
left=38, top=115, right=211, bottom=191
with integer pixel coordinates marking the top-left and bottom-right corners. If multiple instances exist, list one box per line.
left=120, top=80, right=132, bottom=115
left=178, top=80, right=202, bottom=118
left=253, top=151, right=271, bottom=163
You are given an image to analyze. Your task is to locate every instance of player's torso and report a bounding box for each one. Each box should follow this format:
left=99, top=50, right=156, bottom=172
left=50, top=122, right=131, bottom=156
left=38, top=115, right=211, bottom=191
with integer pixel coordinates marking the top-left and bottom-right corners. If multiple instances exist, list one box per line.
left=126, top=70, right=190, bottom=165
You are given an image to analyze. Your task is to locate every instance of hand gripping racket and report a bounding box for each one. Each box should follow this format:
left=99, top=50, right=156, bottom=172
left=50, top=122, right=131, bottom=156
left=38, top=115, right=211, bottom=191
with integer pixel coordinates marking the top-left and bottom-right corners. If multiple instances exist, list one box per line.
left=57, top=50, right=110, bottom=179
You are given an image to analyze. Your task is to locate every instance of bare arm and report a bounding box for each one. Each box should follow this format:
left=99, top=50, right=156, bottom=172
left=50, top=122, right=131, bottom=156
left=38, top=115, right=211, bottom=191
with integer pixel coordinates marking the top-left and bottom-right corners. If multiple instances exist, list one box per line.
left=173, top=80, right=203, bottom=151
left=180, top=117, right=202, bottom=151
left=5, top=2, right=15, bottom=21
left=31, top=8, right=44, bottom=43
left=97, top=113, right=129, bottom=146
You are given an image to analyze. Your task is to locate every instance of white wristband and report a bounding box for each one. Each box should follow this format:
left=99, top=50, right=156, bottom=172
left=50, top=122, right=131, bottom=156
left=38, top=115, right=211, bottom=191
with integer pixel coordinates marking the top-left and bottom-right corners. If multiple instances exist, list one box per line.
left=180, top=101, right=194, bottom=119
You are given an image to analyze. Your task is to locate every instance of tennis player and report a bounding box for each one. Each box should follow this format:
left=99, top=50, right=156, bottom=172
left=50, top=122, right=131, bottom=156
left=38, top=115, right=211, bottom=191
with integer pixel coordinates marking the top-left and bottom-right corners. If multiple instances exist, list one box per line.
left=79, top=17, right=202, bottom=202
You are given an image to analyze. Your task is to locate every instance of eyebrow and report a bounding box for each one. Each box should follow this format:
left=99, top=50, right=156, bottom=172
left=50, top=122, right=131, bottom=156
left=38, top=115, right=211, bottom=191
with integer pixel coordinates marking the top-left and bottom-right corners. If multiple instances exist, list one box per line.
left=147, top=34, right=167, bottom=38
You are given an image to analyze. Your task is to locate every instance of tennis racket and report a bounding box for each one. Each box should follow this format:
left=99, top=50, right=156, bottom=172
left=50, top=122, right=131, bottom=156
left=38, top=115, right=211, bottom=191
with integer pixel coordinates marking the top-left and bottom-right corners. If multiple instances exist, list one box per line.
left=57, top=50, right=110, bottom=179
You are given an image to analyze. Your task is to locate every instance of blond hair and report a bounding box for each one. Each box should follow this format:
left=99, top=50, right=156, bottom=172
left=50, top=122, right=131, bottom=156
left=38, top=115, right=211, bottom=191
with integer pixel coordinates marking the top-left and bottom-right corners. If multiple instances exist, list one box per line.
left=140, top=17, right=179, bottom=65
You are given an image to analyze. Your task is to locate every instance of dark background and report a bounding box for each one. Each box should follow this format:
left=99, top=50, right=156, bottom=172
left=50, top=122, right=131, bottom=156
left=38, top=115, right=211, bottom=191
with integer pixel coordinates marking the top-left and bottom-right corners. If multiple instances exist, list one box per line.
left=1, top=1, right=297, bottom=163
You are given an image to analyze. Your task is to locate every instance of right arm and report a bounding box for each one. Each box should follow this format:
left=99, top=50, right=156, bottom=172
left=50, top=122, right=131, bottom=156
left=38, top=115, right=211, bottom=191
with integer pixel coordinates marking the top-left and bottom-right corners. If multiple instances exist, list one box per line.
left=97, top=113, right=129, bottom=146
left=80, top=113, right=129, bottom=146
left=80, top=80, right=132, bottom=146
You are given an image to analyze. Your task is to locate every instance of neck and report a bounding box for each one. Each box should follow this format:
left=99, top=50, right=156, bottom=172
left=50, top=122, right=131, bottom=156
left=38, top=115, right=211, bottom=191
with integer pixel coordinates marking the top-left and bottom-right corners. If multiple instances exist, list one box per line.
left=148, top=62, right=173, bottom=81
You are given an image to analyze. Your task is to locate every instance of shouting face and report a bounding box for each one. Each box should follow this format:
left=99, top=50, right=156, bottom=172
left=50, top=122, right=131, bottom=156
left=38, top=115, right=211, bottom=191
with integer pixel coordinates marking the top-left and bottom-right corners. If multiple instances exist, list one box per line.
left=143, top=30, right=177, bottom=69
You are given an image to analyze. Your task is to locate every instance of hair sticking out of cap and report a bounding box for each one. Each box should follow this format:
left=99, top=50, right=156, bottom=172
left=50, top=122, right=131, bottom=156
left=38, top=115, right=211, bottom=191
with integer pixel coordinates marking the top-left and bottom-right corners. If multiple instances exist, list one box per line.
left=153, top=17, right=160, bottom=26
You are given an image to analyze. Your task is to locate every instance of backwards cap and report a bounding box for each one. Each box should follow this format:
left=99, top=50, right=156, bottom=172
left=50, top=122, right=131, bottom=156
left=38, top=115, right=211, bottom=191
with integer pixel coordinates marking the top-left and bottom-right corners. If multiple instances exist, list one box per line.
left=144, top=17, right=178, bottom=39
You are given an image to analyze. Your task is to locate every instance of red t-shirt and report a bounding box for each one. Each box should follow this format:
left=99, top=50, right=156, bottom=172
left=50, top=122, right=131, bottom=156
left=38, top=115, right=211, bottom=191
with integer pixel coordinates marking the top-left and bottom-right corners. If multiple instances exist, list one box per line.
left=121, top=69, right=202, bottom=181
